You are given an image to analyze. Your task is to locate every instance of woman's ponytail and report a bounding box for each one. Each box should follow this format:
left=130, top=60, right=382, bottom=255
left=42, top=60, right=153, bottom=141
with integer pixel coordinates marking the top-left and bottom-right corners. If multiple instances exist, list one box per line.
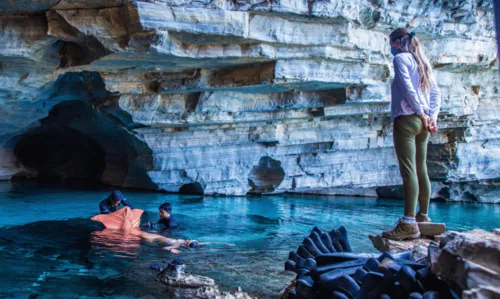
left=390, top=28, right=433, bottom=93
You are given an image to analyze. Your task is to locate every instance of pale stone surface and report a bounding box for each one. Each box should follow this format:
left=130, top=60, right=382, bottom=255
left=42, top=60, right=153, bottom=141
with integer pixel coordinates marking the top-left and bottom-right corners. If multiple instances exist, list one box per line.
left=248, top=15, right=350, bottom=45
left=196, top=286, right=253, bottom=299
left=432, top=180, right=500, bottom=203
left=159, top=272, right=216, bottom=288
left=0, top=0, right=498, bottom=198
left=137, top=3, right=248, bottom=37
left=368, top=234, right=434, bottom=253
left=418, top=222, right=446, bottom=237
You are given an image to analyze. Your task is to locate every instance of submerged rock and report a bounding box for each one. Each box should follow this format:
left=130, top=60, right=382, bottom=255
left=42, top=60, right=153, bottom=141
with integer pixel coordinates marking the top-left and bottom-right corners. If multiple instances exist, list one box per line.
left=156, top=259, right=253, bottom=298
left=196, top=286, right=253, bottom=299
left=159, top=273, right=216, bottom=289
left=157, top=260, right=215, bottom=289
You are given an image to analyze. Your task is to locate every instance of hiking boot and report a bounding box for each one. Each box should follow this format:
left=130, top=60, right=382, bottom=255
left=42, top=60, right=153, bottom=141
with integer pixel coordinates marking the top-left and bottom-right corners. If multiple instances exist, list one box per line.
left=382, top=219, right=420, bottom=240
left=416, top=212, right=431, bottom=223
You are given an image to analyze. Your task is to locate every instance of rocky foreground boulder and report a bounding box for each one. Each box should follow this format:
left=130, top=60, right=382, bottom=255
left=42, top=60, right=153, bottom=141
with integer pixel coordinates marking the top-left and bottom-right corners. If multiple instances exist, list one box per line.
left=428, top=229, right=500, bottom=298
left=368, top=222, right=445, bottom=255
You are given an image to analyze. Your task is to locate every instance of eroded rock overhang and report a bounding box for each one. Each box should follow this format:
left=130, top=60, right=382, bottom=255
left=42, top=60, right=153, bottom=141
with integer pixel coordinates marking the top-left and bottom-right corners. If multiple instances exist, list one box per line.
left=0, top=0, right=498, bottom=201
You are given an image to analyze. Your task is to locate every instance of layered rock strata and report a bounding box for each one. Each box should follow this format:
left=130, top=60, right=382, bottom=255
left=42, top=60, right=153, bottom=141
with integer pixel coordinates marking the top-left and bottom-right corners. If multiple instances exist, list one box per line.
left=0, top=0, right=498, bottom=199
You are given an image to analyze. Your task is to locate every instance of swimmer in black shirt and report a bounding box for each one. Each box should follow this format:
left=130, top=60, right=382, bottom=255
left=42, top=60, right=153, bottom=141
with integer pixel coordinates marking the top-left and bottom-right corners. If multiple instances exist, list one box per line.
left=142, top=202, right=179, bottom=229
left=158, top=202, right=179, bottom=228
left=99, top=190, right=133, bottom=214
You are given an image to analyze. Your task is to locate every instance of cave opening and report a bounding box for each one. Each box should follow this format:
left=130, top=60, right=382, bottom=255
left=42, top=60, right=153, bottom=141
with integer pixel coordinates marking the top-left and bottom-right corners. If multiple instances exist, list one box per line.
left=14, top=126, right=106, bottom=182
left=247, top=156, right=285, bottom=194
left=8, top=72, right=157, bottom=189
left=179, top=182, right=204, bottom=195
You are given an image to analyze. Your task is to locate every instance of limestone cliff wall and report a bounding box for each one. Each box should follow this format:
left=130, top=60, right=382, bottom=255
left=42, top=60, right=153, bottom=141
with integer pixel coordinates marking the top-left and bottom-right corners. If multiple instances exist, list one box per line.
left=0, top=0, right=498, bottom=201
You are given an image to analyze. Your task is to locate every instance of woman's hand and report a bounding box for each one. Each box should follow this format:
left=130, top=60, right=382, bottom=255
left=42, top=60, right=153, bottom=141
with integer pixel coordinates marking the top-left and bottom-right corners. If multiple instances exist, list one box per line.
left=428, top=118, right=438, bottom=133
left=418, top=113, right=430, bottom=130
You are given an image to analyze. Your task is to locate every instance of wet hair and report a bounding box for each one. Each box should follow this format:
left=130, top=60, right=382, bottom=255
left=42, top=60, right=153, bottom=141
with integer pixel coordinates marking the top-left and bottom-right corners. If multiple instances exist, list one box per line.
left=159, top=202, right=172, bottom=212
left=389, top=28, right=433, bottom=93
left=111, top=190, right=125, bottom=202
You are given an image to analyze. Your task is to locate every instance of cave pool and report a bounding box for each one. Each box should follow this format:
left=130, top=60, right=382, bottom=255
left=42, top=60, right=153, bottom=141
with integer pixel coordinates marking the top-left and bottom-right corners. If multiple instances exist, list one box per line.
left=0, top=181, right=498, bottom=298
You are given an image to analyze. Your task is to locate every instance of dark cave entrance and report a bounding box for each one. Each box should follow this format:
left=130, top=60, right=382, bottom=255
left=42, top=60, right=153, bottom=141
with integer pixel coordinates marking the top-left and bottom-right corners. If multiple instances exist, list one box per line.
left=9, top=72, right=157, bottom=189
left=14, top=126, right=106, bottom=182
left=179, top=182, right=204, bottom=195
left=247, top=156, right=285, bottom=194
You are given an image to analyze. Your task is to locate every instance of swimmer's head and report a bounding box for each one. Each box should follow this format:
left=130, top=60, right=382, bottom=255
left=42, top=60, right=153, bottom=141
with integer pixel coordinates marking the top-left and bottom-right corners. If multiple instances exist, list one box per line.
left=187, top=240, right=199, bottom=248
left=110, top=190, right=125, bottom=206
left=159, top=202, right=172, bottom=219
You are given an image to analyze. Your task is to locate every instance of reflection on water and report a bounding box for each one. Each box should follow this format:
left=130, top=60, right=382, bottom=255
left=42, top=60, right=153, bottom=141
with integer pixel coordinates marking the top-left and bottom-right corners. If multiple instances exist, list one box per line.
left=0, top=181, right=498, bottom=298
left=90, top=229, right=142, bottom=259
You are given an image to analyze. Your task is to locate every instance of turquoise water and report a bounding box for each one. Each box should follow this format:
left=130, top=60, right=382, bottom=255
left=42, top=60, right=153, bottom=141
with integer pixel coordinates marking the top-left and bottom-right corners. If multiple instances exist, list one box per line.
left=0, top=181, right=498, bottom=298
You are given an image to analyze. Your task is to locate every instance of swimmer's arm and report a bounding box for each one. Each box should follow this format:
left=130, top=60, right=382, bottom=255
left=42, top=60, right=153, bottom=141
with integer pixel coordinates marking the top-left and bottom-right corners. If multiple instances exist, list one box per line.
left=99, top=199, right=111, bottom=214
left=121, top=198, right=133, bottom=209
left=137, top=231, right=174, bottom=244
left=198, top=242, right=235, bottom=247
left=162, top=244, right=181, bottom=254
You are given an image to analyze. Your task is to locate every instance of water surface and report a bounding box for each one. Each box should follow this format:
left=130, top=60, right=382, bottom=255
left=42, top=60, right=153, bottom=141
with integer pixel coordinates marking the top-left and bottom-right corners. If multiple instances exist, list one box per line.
left=0, top=181, right=498, bottom=298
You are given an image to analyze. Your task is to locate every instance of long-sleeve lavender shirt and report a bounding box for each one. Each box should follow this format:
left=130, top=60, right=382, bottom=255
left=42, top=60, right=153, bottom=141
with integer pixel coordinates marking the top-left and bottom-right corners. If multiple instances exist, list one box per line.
left=391, top=53, right=441, bottom=122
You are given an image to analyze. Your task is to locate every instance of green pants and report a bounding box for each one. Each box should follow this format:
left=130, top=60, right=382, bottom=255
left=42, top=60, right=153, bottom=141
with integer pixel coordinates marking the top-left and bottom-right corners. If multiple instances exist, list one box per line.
left=393, top=114, right=431, bottom=217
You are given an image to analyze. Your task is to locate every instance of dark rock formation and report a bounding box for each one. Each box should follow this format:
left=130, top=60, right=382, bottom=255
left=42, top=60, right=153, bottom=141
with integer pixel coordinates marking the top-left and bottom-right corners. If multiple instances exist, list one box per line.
left=2, top=71, right=156, bottom=188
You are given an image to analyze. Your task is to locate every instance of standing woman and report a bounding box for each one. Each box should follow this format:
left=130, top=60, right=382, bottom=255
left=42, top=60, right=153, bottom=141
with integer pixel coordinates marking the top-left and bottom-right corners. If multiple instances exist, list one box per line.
left=382, top=28, right=441, bottom=240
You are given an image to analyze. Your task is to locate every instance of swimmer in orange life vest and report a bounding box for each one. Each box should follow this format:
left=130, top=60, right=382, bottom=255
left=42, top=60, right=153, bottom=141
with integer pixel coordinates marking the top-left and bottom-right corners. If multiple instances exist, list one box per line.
left=91, top=206, right=234, bottom=254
